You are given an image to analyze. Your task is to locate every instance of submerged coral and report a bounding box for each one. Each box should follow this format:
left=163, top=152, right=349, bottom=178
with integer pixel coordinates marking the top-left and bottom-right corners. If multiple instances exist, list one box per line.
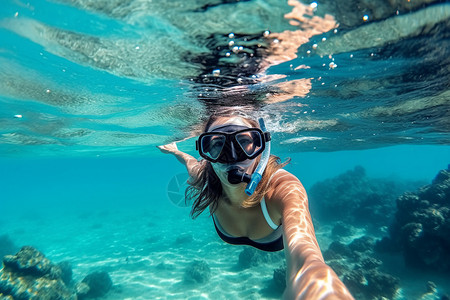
left=323, top=237, right=400, bottom=300
left=183, top=260, right=211, bottom=284
left=0, top=246, right=75, bottom=300
left=77, top=271, right=113, bottom=300
left=378, top=165, right=450, bottom=272
left=309, top=166, right=422, bottom=229
left=0, top=246, right=114, bottom=300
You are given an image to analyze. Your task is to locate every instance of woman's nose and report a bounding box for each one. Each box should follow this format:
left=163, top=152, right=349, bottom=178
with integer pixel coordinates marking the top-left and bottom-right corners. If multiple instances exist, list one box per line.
left=229, top=142, right=238, bottom=160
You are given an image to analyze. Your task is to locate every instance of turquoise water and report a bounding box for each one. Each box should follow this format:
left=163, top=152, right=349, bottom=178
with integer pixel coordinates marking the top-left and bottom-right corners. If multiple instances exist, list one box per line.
left=1, top=0, right=450, bottom=299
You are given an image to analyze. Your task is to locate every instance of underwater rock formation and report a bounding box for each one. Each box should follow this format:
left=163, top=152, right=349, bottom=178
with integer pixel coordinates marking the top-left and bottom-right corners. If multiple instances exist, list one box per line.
left=343, top=269, right=400, bottom=300
left=0, top=246, right=114, bottom=300
left=0, top=246, right=75, bottom=300
left=183, top=260, right=211, bottom=284
left=57, top=261, right=73, bottom=287
left=309, top=166, right=422, bottom=229
left=331, top=221, right=355, bottom=238
left=323, top=236, right=400, bottom=300
left=77, top=271, right=113, bottom=299
left=272, top=263, right=287, bottom=292
left=377, top=165, right=450, bottom=272
left=175, top=233, right=194, bottom=244
left=237, top=247, right=282, bottom=269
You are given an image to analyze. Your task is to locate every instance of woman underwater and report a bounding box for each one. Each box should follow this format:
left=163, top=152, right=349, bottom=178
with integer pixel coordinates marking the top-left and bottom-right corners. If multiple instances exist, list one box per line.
left=158, top=112, right=353, bottom=299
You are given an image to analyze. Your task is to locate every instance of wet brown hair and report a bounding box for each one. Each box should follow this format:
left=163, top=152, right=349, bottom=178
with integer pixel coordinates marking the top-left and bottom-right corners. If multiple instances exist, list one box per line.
left=186, top=113, right=290, bottom=219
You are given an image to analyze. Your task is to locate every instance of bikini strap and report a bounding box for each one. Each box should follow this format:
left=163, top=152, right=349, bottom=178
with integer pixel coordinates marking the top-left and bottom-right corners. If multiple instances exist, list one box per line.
left=260, top=169, right=284, bottom=230
left=261, top=198, right=279, bottom=230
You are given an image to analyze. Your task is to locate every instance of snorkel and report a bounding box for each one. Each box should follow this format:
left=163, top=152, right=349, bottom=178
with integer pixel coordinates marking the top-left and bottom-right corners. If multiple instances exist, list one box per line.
left=225, top=118, right=271, bottom=195
left=244, top=118, right=271, bottom=195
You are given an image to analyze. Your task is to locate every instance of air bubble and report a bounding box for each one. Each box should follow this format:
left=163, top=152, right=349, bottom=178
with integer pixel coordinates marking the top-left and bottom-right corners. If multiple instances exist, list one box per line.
left=14, top=114, right=22, bottom=118
left=312, top=44, right=318, bottom=49
left=329, top=62, right=337, bottom=69
left=310, top=2, right=318, bottom=9
left=322, top=37, right=326, bottom=42
left=263, top=30, right=270, bottom=37
left=212, top=69, right=220, bottom=76
left=363, top=15, right=369, bottom=22
left=228, top=33, right=235, bottom=39
left=225, top=52, right=231, bottom=57
left=228, top=40, right=235, bottom=47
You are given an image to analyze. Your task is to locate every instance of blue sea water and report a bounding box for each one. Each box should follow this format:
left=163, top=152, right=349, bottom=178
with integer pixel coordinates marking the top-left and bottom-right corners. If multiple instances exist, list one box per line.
left=1, top=0, right=450, bottom=299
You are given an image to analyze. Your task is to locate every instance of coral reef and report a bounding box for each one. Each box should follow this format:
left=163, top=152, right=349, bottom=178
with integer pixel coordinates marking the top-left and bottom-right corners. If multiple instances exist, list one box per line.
left=183, top=260, right=211, bottom=284
left=0, top=246, right=75, bottom=300
left=331, top=221, right=355, bottom=238
left=77, top=271, right=113, bottom=299
left=377, top=166, right=450, bottom=272
left=272, top=263, right=287, bottom=292
left=309, top=166, right=423, bottom=229
left=238, top=247, right=282, bottom=269
left=57, top=261, right=73, bottom=286
left=0, top=246, right=113, bottom=300
left=175, top=233, right=194, bottom=244
left=323, top=237, right=400, bottom=300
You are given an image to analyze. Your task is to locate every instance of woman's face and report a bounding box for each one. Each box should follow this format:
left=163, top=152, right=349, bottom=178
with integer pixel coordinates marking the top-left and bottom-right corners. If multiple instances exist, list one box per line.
left=207, top=117, right=259, bottom=186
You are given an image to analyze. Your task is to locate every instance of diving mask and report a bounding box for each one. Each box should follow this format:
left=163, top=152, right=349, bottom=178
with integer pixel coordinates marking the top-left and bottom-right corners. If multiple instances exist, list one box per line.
left=196, top=125, right=271, bottom=164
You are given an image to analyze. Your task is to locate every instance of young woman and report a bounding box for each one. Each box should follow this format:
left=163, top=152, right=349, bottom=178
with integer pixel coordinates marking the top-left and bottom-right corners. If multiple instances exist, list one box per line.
left=158, top=113, right=353, bottom=299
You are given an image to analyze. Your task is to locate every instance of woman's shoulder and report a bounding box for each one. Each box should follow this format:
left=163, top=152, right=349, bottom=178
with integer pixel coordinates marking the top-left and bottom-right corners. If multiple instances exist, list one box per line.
left=267, top=169, right=306, bottom=203
left=269, top=168, right=301, bottom=186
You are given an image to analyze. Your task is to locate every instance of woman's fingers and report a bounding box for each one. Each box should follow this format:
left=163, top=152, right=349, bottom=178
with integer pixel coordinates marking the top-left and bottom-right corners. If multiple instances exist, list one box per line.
left=157, top=142, right=178, bottom=154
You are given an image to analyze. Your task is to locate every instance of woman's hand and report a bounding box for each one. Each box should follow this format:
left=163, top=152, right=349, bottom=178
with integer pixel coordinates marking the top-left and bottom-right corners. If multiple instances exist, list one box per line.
left=157, top=142, right=179, bottom=154
left=157, top=142, right=200, bottom=179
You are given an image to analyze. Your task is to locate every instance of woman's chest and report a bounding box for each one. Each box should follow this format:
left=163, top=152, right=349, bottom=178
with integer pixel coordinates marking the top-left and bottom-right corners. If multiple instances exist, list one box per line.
left=214, top=203, right=275, bottom=240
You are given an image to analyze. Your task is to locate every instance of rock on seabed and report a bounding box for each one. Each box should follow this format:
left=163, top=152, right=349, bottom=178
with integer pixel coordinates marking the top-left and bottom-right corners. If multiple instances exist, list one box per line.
left=0, top=246, right=75, bottom=300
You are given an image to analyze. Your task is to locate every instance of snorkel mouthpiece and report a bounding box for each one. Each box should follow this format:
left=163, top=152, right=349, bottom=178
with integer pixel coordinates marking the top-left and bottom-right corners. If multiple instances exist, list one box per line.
left=245, top=173, right=262, bottom=195
left=245, top=118, right=271, bottom=196
left=227, top=168, right=251, bottom=184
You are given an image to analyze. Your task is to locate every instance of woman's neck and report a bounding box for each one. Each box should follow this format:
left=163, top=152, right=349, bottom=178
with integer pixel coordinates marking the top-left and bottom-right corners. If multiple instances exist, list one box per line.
left=221, top=182, right=249, bottom=208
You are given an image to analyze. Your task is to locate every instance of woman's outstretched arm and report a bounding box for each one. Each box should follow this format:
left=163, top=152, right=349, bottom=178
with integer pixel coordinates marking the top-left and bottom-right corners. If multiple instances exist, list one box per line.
left=157, top=143, right=203, bottom=179
left=271, top=171, right=354, bottom=300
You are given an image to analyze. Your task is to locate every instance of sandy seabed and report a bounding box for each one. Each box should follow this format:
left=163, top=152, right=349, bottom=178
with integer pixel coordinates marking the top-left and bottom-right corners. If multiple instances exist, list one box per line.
left=1, top=204, right=449, bottom=300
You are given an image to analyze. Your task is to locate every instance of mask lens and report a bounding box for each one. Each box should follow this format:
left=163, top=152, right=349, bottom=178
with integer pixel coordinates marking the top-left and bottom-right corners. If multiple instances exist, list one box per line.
left=201, top=134, right=226, bottom=160
left=235, top=130, right=263, bottom=157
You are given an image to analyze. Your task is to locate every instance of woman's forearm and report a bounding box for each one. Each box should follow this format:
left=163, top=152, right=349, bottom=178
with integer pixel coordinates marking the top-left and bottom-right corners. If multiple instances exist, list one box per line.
left=275, top=173, right=354, bottom=299
left=172, top=150, right=200, bottom=178
left=172, top=150, right=195, bottom=167
left=285, top=258, right=354, bottom=300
